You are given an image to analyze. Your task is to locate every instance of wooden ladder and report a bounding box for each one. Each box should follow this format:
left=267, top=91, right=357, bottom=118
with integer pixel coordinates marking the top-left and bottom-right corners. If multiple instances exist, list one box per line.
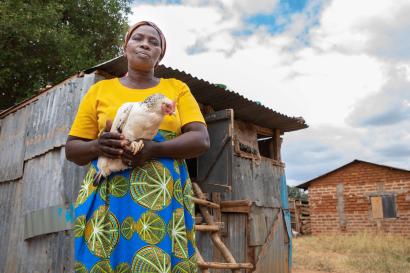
left=192, top=182, right=254, bottom=273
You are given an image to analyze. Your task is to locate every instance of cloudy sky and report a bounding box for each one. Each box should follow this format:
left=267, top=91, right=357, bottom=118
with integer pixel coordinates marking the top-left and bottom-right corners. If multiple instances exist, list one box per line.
left=129, top=0, right=410, bottom=186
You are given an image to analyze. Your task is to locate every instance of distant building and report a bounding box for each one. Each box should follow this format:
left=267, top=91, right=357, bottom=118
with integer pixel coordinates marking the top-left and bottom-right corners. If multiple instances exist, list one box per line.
left=297, top=160, right=410, bottom=235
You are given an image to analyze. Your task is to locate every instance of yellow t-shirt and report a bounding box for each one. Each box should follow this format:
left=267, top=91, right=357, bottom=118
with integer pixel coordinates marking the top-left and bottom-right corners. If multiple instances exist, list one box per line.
left=69, top=77, right=205, bottom=139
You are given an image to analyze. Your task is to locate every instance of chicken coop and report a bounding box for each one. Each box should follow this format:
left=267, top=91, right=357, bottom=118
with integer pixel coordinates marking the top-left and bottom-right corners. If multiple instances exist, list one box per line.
left=0, top=56, right=307, bottom=273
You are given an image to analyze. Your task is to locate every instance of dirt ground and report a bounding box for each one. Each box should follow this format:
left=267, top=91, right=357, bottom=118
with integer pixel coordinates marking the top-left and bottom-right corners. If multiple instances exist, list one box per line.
left=292, top=269, right=326, bottom=273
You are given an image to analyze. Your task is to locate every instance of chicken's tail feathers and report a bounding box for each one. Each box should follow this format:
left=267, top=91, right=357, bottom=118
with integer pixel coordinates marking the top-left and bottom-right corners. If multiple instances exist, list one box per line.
left=93, top=172, right=104, bottom=187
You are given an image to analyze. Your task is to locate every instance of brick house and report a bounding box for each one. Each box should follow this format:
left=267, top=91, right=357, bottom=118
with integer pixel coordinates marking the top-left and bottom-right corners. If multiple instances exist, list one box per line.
left=297, top=160, right=410, bottom=235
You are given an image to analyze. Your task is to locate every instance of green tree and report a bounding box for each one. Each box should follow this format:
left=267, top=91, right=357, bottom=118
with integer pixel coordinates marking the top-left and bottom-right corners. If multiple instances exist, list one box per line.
left=0, top=0, right=131, bottom=110
left=287, top=185, right=308, bottom=201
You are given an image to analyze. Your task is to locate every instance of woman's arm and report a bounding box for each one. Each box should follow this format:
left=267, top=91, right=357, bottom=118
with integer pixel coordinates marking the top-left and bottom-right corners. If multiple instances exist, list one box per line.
left=65, top=120, right=129, bottom=166
left=122, top=122, right=209, bottom=167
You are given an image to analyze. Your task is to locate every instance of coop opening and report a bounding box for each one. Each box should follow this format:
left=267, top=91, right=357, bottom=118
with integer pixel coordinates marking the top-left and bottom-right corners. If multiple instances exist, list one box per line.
left=186, top=158, right=197, bottom=180
left=257, top=134, right=274, bottom=159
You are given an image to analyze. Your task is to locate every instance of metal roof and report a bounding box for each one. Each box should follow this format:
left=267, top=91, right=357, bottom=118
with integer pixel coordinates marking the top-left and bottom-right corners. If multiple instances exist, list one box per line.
left=296, top=159, right=410, bottom=190
left=1, top=56, right=308, bottom=132
left=85, top=56, right=308, bottom=132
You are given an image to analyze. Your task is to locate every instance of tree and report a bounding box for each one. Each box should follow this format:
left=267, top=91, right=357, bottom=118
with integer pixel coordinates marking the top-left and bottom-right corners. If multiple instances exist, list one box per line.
left=0, top=0, right=131, bottom=110
left=287, top=185, right=308, bottom=201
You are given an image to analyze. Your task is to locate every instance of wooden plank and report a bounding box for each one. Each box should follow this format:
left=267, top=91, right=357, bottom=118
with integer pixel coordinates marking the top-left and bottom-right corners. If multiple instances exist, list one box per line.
left=293, top=200, right=301, bottom=233
left=221, top=199, right=252, bottom=207
left=273, top=129, right=282, bottom=161
left=371, top=196, right=383, bottom=219
left=255, top=125, right=273, bottom=136
left=221, top=206, right=250, bottom=214
left=192, top=197, right=220, bottom=209
left=197, top=261, right=253, bottom=269
left=211, top=193, right=223, bottom=264
left=196, top=225, right=220, bottom=232
left=204, top=109, right=232, bottom=123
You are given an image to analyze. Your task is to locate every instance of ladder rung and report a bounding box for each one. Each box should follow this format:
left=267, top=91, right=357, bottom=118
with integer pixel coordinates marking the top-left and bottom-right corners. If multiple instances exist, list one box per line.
left=192, top=197, right=220, bottom=209
left=197, top=261, right=254, bottom=269
left=195, top=224, right=220, bottom=232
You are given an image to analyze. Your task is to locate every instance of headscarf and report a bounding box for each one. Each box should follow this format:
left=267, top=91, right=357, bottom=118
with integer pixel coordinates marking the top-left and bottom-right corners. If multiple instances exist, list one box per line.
left=123, top=21, right=167, bottom=64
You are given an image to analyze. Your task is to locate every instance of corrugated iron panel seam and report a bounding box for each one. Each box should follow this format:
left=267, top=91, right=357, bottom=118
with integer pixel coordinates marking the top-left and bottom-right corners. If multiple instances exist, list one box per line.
left=0, top=74, right=81, bottom=119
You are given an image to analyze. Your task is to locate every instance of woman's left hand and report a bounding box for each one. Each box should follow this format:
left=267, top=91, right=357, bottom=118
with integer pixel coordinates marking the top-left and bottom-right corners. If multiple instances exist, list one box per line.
left=121, top=139, right=158, bottom=168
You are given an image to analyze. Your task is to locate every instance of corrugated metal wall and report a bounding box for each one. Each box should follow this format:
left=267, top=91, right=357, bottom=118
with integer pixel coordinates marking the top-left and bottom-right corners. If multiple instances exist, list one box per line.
left=0, top=72, right=291, bottom=273
left=196, top=156, right=290, bottom=273
left=0, top=73, right=101, bottom=273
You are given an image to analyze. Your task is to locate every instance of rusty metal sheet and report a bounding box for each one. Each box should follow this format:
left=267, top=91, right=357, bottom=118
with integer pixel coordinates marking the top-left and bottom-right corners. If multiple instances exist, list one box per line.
left=249, top=213, right=267, bottom=246
left=60, top=147, right=89, bottom=205
left=197, top=109, right=233, bottom=192
left=24, top=74, right=99, bottom=160
left=24, top=203, right=75, bottom=239
left=0, top=180, right=21, bottom=272
left=22, top=148, right=68, bottom=215
left=1, top=147, right=87, bottom=273
left=196, top=231, right=214, bottom=262
left=223, top=213, right=247, bottom=273
left=224, top=156, right=283, bottom=208
left=254, top=212, right=289, bottom=273
left=0, top=106, right=29, bottom=182
left=85, top=56, right=308, bottom=133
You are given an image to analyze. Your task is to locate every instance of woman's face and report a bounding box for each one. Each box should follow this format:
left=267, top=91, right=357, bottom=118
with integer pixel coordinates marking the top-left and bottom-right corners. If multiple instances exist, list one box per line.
left=125, top=25, right=162, bottom=71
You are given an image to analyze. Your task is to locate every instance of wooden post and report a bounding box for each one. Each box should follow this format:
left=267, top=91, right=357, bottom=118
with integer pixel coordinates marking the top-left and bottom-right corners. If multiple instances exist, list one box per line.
left=294, top=200, right=301, bottom=233
left=211, top=192, right=223, bottom=264
left=273, top=129, right=282, bottom=162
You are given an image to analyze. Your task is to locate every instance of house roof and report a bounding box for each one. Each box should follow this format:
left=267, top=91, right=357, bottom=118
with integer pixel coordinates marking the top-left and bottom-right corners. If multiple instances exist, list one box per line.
left=1, top=55, right=308, bottom=132
left=296, top=159, right=410, bottom=190
left=85, top=56, right=308, bottom=132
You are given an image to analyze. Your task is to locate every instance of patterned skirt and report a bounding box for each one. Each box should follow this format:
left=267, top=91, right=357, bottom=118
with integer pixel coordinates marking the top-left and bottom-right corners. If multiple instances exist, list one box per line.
left=73, top=130, right=197, bottom=273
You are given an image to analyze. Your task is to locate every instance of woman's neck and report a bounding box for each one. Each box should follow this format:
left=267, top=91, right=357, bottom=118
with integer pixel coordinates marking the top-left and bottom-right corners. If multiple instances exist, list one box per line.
left=122, top=68, right=159, bottom=89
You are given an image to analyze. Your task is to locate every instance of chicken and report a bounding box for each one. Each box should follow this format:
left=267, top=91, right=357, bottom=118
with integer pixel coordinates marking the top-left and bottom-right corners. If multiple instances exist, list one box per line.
left=93, top=93, right=175, bottom=186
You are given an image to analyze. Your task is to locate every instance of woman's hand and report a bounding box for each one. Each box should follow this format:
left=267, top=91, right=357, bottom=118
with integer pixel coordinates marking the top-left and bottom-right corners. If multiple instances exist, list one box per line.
left=96, top=120, right=129, bottom=159
left=119, top=122, right=209, bottom=168
left=121, top=139, right=158, bottom=167
left=65, top=120, right=129, bottom=166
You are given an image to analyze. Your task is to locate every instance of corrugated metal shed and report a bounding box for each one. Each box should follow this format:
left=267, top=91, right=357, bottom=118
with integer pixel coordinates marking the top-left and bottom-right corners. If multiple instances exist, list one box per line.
left=0, top=57, right=302, bottom=273
left=24, top=74, right=101, bottom=160
left=85, top=56, right=308, bottom=133
left=0, top=74, right=94, bottom=273
left=0, top=107, right=29, bottom=182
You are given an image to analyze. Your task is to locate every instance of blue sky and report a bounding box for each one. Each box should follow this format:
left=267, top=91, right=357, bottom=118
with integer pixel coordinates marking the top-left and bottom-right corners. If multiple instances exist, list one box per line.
left=246, top=0, right=309, bottom=34
left=129, top=0, right=410, bottom=185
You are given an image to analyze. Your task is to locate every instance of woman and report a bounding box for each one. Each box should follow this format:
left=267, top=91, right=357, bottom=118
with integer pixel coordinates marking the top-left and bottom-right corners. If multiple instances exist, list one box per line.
left=66, top=21, right=209, bottom=273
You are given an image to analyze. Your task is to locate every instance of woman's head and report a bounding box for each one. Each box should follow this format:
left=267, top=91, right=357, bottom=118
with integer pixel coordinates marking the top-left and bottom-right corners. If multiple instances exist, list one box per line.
left=124, top=21, right=166, bottom=70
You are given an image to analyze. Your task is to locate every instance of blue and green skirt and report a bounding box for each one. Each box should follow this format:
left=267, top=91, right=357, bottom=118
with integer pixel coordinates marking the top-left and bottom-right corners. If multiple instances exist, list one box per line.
left=73, top=131, right=197, bottom=273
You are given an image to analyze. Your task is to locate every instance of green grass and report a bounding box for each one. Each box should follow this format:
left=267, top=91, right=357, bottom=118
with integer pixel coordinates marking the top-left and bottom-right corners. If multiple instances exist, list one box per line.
left=293, top=232, right=410, bottom=273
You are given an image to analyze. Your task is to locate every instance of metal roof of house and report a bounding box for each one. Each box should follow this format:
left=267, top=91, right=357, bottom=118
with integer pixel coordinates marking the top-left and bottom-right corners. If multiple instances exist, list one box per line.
left=1, top=56, right=308, bottom=132
left=85, top=56, right=308, bottom=132
left=296, top=159, right=410, bottom=190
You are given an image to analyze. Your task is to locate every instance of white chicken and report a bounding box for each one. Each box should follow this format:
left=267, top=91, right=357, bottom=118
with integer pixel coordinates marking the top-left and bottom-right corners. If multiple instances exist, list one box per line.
left=93, top=93, right=175, bottom=185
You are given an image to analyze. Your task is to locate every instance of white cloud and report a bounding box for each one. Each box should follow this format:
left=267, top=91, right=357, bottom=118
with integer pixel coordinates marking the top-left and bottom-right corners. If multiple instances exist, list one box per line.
left=347, top=68, right=410, bottom=127
left=129, top=0, right=410, bottom=185
left=181, top=0, right=279, bottom=16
